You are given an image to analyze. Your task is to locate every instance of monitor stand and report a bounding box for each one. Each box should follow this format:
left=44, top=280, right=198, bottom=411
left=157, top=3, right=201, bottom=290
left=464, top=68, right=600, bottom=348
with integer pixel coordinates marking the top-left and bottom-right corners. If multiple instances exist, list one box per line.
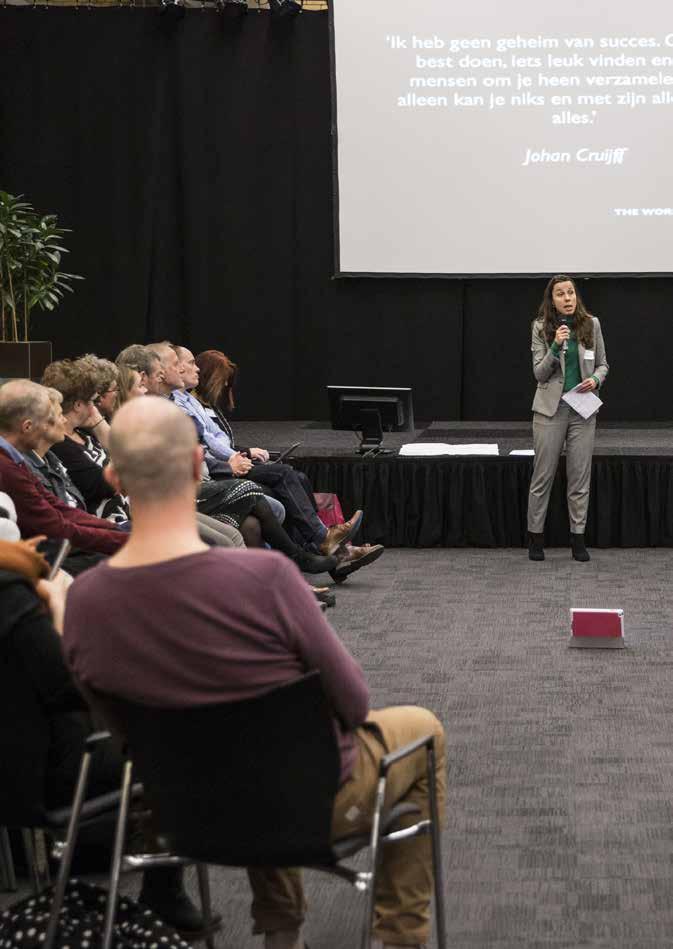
left=356, top=410, right=394, bottom=455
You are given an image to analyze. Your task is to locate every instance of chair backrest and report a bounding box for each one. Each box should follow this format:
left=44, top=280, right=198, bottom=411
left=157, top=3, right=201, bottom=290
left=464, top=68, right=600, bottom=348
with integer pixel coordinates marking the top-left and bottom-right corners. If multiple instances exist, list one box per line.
left=90, top=672, right=341, bottom=867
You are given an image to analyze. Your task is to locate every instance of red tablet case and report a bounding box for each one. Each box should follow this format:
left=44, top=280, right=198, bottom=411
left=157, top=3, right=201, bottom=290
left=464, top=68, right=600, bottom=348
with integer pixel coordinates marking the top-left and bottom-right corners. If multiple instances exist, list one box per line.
left=569, top=609, right=625, bottom=648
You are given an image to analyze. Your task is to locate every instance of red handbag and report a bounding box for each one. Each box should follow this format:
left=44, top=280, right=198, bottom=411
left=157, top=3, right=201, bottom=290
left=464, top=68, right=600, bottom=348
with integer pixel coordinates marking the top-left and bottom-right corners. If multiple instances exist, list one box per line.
left=313, top=492, right=345, bottom=529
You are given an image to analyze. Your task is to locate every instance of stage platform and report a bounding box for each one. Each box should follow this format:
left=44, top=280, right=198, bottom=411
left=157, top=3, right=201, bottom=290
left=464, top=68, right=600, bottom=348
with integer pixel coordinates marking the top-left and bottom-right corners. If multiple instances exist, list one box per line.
left=234, top=420, right=673, bottom=548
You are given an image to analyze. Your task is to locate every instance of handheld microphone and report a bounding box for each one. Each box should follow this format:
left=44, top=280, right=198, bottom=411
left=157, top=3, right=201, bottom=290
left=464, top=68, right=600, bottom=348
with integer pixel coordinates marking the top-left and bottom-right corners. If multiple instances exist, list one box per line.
left=560, top=317, right=569, bottom=354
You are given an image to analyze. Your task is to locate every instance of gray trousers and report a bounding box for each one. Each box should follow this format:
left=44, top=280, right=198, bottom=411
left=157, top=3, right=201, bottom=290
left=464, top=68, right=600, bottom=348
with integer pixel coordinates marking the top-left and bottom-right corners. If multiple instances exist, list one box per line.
left=196, top=513, right=245, bottom=548
left=527, top=402, right=596, bottom=534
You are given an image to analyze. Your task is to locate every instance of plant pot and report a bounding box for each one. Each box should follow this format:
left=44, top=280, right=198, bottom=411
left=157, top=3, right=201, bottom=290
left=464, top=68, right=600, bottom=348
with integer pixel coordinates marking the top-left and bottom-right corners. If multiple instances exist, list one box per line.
left=0, top=341, right=53, bottom=382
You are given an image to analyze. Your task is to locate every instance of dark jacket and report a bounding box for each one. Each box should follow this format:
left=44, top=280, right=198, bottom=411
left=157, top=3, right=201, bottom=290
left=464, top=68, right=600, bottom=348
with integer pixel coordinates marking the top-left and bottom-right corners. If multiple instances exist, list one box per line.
left=50, top=433, right=129, bottom=519
left=22, top=450, right=87, bottom=511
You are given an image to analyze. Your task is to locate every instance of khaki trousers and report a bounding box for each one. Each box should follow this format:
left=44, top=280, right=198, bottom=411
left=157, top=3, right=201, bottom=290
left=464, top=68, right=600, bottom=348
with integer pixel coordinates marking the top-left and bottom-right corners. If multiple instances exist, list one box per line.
left=527, top=402, right=596, bottom=534
left=247, top=706, right=446, bottom=946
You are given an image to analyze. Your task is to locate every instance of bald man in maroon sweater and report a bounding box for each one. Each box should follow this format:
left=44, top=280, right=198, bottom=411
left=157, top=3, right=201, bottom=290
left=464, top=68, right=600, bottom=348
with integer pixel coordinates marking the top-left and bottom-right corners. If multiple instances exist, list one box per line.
left=63, top=396, right=445, bottom=949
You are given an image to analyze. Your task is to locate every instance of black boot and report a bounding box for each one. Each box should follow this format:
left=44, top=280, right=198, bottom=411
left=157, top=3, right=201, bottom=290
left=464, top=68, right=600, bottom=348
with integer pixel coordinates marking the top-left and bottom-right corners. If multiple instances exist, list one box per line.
left=139, top=866, right=221, bottom=936
left=293, top=548, right=338, bottom=575
left=528, top=532, right=545, bottom=561
left=251, top=498, right=337, bottom=575
left=570, top=532, right=590, bottom=562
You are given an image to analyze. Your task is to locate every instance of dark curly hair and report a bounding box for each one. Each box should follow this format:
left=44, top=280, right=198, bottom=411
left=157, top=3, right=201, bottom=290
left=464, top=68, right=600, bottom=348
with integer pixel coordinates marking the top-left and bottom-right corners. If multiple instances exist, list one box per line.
left=536, top=275, right=594, bottom=348
left=42, top=359, right=98, bottom=414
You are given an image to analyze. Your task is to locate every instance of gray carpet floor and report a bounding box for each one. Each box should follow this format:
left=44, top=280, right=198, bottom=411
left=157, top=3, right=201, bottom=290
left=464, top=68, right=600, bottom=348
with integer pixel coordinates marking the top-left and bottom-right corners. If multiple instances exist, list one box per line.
left=5, top=547, right=673, bottom=947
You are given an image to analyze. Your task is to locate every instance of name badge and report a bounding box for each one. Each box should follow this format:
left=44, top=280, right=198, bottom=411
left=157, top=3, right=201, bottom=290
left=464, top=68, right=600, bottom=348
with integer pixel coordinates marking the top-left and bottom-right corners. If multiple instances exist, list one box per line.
left=584, top=350, right=595, bottom=360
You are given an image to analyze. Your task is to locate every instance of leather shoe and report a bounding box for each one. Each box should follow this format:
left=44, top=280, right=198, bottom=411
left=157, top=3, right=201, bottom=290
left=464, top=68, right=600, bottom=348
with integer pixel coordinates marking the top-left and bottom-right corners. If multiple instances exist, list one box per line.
left=319, top=510, right=363, bottom=556
left=293, top=549, right=337, bottom=574
left=329, top=543, right=384, bottom=584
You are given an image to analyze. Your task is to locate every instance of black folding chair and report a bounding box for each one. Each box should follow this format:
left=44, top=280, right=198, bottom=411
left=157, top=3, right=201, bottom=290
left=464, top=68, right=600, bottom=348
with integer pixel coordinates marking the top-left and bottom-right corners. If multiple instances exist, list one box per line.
left=93, top=672, right=447, bottom=949
left=1, top=730, right=132, bottom=899
left=42, top=732, right=216, bottom=949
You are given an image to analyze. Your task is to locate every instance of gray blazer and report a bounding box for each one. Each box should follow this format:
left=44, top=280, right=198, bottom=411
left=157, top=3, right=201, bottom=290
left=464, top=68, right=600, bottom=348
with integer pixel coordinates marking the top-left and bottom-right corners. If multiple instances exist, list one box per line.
left=531, top=316, right=608, bottom=417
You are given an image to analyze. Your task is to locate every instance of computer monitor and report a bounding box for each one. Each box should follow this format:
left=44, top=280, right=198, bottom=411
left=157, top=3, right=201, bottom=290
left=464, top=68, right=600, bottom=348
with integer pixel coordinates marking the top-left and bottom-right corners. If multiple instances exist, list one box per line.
left=327, top=385, right=415, bottom=454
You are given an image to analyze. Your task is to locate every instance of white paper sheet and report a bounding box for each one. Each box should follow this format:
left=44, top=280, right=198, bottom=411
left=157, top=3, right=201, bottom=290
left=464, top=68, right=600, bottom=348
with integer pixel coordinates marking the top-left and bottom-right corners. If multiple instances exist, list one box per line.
left=399, top=443, right=499, bottom=457
left=510, top=449, right=535, bottom=456
left=561, top=385, right=603, bottom=420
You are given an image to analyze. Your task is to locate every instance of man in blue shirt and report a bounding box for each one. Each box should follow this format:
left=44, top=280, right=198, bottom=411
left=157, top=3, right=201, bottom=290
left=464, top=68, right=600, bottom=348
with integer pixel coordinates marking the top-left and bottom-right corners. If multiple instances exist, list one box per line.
left=172, top=346, right=385, bottom=580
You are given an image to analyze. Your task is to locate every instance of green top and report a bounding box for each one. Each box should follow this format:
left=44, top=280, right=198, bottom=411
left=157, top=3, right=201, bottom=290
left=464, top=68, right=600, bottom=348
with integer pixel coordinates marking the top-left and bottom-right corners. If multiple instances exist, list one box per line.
left=549, top=318, right=599, bottom=391
left=550, top=334, right=581, bottom=392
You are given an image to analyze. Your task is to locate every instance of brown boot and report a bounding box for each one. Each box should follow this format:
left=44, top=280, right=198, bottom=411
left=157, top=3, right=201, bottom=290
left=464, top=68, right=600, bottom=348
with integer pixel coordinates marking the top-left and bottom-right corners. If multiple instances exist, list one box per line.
left=319, top=509, right=363, bottom=556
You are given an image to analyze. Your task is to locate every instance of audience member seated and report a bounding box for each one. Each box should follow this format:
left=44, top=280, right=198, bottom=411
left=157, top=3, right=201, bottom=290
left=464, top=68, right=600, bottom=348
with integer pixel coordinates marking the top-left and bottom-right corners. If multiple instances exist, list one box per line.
left=38, top=375, right=242, bottom=551
left=115, top=363, right=148, bottom=410
left=42, top=359, right=128, bottom=522
left=63, top=396, right=446, bottom=949
left=77, top=353, right=120, bottom=423
left=115, top=344, right=163, bottom=393
left=0, top=537, right=216, bottom=936
left=0, top=380, right=125, bottom=567
left=113, top=359, right=243, bottom=549
left=174, top=346, right=382, bottom=583
left=23, top=387, right=88, bottom=509
left=146, top=344, right=335, bottom=574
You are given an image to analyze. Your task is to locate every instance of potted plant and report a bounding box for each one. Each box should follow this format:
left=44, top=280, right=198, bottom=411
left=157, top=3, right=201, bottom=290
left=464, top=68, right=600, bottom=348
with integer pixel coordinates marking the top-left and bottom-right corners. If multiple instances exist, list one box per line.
left=0, top=191, right=82, bottom=380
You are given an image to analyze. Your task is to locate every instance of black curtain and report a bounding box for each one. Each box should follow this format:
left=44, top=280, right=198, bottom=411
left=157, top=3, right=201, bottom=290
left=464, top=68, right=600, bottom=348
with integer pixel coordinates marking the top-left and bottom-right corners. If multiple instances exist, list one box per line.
left=292, top=455, right=673, bottom=548
left=1, top=9, right=671, bottom=421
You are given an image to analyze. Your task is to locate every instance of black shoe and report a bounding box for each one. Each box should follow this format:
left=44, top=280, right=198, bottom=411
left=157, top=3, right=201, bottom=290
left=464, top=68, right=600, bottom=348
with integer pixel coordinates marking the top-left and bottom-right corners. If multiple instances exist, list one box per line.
left=139, top=869, right=222, bottom=937
left=528, top=532, right=545, bottom=561
left=570, top=533, right=590, bottom=562
left=140, top=887, right=222, bottom=937
left=293, top=549, right=338, bottom=575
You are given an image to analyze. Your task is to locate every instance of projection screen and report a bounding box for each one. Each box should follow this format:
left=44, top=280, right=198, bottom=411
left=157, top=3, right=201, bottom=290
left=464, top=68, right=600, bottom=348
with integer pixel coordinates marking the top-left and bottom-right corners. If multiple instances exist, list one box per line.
left=330, top=0, right=673, bottom=276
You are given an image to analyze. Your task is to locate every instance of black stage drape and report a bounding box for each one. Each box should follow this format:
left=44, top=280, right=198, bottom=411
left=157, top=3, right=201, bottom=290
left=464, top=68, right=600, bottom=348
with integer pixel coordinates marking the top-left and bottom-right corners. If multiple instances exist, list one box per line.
left=292, top=456, right=673, bottom=547
left=1, top=10, right=672, bottom=421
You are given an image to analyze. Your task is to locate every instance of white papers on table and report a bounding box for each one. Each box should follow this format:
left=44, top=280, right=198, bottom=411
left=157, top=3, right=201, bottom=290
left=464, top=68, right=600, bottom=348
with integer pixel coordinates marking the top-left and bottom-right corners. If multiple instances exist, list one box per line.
left=510, top=449, right=535, bottom=455
left=561, top=385, right=603, bottom=419
left=399, top=443, right=499, bottom=456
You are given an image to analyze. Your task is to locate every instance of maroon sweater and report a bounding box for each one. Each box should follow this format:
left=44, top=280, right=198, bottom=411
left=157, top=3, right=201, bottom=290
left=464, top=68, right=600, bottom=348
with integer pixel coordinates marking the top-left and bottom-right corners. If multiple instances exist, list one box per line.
left=0, top=449, right=125, bottom=555
left=63, top=548, right=370, bottom=783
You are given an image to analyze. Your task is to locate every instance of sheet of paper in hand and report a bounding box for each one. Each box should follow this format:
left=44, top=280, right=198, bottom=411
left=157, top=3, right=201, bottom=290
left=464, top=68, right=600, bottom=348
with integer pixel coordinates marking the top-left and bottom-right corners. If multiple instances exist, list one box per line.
left=561, top=386, right=603, bottom=420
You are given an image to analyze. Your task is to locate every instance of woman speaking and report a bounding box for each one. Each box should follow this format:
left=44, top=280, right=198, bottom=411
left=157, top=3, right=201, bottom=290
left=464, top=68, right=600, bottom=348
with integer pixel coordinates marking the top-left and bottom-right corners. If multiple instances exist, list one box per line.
left=527, top=275, right=608, bottom=563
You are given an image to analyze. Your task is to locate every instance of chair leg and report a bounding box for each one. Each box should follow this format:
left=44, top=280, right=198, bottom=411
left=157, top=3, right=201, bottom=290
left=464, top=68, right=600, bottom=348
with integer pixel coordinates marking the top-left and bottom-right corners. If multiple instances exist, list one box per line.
left=102, top=760, right=134, bottom=949
left=35, top=830, right=52, bottom=889
left=44, top=747, right=97, bottom=949
left=427, top=742, right=447, bottom=949
left=0, top=827, right=17, bottom=891
left=22, top=829, right=42, bottom=896
left=195, top=863, right=216, bottom=949
left=360, top=774, right=387, bottom=949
